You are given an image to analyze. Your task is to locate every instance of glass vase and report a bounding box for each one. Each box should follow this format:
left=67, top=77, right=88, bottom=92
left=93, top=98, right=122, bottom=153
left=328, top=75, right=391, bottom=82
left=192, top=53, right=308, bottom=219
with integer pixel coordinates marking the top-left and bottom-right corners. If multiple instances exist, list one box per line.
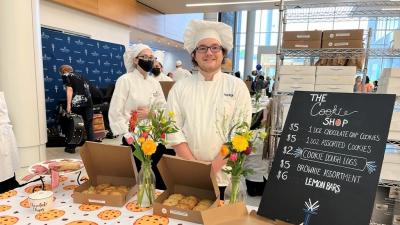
left=224, top=175, right=246, bottom=204
left=137, top=161, right=156, bottom=207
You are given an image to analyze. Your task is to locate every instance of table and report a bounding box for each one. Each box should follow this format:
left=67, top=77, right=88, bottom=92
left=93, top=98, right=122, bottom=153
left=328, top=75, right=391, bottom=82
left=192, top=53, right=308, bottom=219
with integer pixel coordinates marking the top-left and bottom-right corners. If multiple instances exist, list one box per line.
left=0, top=173, right=256, bottom=225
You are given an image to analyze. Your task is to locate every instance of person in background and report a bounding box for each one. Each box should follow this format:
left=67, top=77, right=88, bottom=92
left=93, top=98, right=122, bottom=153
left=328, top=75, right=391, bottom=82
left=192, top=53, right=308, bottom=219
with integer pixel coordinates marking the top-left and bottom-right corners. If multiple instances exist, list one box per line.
left=364, top=76, right=374, bottom=93
left=245, top=75, right=253, bottom=82
left=255, top=75, right=267, bottom=92
left=172, top=60, right=192, bottom=82
left=167, top=20, right=252, bottom=199
left=0, top=92, right=20, bottom=193
left=234, top=71, right=241, bottom=79
left=59, top=65, right=94, bottom=153
left=109, top=44, right=169, bottom=190
left=353, top=76, right=362, bottom=93
left=373, top=80, right=379, bottom=92
left=167, top=72, right=173, bottom=78
left=151, top=50, right=173, bottom=82
left=265, top=76, right=272, bottom=97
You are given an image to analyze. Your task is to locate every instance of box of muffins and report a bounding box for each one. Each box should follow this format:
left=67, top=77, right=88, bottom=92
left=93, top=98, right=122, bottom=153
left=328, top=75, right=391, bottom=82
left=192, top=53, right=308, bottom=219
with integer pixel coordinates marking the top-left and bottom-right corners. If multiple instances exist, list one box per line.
left=72, top=142, right=138, bottom=207
left=153, top=155, right=220, bottom=223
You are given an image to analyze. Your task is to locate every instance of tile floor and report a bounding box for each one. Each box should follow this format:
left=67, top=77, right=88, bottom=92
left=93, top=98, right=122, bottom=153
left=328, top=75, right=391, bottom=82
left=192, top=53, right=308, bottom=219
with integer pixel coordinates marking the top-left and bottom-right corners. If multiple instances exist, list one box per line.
left=15, top=139, right=400, bottom=207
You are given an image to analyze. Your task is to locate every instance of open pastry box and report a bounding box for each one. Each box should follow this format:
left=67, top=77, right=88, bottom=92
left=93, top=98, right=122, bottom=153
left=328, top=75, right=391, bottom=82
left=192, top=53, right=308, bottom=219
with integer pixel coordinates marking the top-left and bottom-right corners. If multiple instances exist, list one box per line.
left=201, top=202, right=294, bottom=225
left=153, top=155, right=220, bottom=223
left=73, top=142, right=138, bottom=207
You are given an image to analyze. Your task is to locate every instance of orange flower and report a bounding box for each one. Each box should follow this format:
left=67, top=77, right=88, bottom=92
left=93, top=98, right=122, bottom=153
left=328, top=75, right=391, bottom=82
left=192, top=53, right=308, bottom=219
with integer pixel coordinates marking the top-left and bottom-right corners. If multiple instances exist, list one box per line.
left=220, top=145, right=230, bottom=157
left=129, top=111, right=138, bottom=132
left=142, top=139, right=157, bottom=156
left=138, top=137, right=145, bottom=143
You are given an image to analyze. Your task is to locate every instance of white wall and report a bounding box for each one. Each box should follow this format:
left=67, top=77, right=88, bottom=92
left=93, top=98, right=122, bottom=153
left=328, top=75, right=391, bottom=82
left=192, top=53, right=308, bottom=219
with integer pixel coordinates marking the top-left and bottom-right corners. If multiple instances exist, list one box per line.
left=40, top=1, right=131, bottom=47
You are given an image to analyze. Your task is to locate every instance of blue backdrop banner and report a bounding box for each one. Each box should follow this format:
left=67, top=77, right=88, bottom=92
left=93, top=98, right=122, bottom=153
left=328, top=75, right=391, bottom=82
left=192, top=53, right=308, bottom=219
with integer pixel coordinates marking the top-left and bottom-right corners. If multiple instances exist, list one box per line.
left=41, top=27, right=126, bottom=128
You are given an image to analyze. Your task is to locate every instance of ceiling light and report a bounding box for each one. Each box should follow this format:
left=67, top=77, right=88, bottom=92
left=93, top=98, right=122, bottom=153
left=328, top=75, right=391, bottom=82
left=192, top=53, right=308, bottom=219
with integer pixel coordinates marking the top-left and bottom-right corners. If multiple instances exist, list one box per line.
left=186, top=0, right=293, bottom=7
left=381, top=7, right=400, bottom=10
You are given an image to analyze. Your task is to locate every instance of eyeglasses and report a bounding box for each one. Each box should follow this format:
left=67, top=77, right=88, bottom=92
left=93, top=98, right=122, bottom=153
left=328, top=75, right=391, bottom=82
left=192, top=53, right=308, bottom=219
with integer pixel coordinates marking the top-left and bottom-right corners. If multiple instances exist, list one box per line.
left=195, top=45, right=222, bottom=54
left=137, top=55, right=155, bottom=61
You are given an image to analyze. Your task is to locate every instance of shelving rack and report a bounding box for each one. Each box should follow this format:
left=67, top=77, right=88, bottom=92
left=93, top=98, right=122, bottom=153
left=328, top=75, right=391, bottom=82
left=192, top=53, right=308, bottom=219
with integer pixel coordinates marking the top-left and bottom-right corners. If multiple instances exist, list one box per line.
left=269, top=0, right=400, bottom=160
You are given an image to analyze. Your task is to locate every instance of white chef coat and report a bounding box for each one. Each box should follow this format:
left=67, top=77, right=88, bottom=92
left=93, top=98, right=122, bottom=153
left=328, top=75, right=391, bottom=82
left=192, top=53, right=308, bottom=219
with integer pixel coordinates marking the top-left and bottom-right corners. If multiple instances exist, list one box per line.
left=153, top=72, right=173, bottom=82
left=167, top=70, right=252, bottom=186
left=109, top=69, right=166, bottom=136
left=172, top=67, right=192, bottom=82
left=0, top=92, right=20, bottom=182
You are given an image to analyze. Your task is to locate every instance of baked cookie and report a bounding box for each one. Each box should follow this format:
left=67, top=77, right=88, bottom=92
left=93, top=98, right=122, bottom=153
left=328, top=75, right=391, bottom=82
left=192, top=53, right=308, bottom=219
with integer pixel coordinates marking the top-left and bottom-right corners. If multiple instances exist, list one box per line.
left=19, top=198, right=30, bottom=208
left=125, top=201, right=151, bottom=212
left=198, top=199, right=213, bottom=206
left=35, top=209, right=65, bottom=221
left=59, top=176, right=68, bottom=182
left=167, top=193, right=184, bottom=201
left=162, top=198, right=179, bottom=207
left=65, top=220, right=98, bottom=225
left=0, top=190, right=17, bottom=199
left=63, top=185, right=79, bottom=191
left=97, top=209, right=121, bottom=220
left=134, top=215, right=169, bottom=225
left=0, top=205, right=11, bottom=212
left=0, top=216, right=18, bottom=225
left=178, top=197, right=197, bottom=209
left=78, top=204, right=103, bottom=211
left=193, top=204, right=210, bottom=211
left=24, top=184, right=52, bottom=193
left=175, top=203, right=191, bottom=210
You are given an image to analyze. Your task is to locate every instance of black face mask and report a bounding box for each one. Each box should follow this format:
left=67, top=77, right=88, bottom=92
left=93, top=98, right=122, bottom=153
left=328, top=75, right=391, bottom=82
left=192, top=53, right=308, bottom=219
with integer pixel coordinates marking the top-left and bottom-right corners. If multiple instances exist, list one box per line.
left=138, top=59, right=154, bottom=72
left=152, top=68, right=161, bottom=76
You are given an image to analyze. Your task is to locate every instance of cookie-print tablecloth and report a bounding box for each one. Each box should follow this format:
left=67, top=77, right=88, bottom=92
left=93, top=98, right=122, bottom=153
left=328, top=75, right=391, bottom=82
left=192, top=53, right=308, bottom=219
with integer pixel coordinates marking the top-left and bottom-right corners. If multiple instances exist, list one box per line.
left=0, top=174, right=256, bottom=225
left=0, top=174, right=203, bottom=225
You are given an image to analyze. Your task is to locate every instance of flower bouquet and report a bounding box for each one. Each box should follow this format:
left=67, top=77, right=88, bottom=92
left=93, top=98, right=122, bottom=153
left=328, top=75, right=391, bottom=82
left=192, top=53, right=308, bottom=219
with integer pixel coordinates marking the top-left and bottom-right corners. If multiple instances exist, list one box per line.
left=219, top=121, right=267, bottom=204
left=128, top=106, right=178, bottom=207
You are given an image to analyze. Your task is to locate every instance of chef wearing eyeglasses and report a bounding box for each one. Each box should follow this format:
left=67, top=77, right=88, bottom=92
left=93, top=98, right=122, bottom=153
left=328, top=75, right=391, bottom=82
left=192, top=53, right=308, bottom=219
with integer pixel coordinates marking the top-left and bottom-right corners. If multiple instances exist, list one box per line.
left=167, top=20, right=252, bottom=194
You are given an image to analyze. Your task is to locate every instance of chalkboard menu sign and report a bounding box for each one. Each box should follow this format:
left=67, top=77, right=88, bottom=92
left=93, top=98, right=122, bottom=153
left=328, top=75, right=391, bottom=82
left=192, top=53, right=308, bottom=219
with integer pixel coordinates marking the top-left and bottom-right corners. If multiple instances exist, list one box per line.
left=258, top=91, right=396, bottom=225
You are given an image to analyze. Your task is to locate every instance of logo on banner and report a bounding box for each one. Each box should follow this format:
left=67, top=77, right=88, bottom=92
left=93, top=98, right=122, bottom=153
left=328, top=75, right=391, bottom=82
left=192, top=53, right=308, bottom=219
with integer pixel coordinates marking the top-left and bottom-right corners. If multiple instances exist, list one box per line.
left=53, top=65, right=57, bottom=72
left=44, top=76, right=53, bottom=83
left=103, top=61, right=111, bottom=66
left=41, top=32, right=49, bottom=39
left=112, top=47, right=117, bottom=51
left=76, top=58, right=85, bottom=64
left=43, top=54, right=52, bottom=61
left=102, top=44, right=110, bottom=50
left=60, top=46, right=70, bottom=53
left=105, top=77, right=111, bottom=83
left=115, top=54, right=122, bottom=59
left=110, top=53, right=113, bottom=58
left=111, top=69, right=114, bottom=75
left=92, top=69, right=100, bottom=75
left=67, top=37, right=71, bottom=44
left=84, top=49, right=88, bottom=56
left=75, top=39, right=84, bottom=45
left=54, top=37, right=63, bottom=41
left=116, top=70, right=123, bottom=75
left=54, top=85, right=59, bottom=93
left=85, top=67, right=89, bottom=74
left=87, top=43, right=94, bottom=47
left=97, top=42, right=100, bottom=48
left=97, top=59, right=101, bottom=66
left=87, top=61, right=95, bottom=65
left=45, top=96, right=55, bottom=103
left=68, top=56, right=72, bottom=63
left=98, top=76, right=102, bottom=83
left=101, top=54, right=108, bottom=58
left=73, top=50, right=81, bottom=54
left=75, top=69, right=83, bottom=73
left=91, top=51, right=99, bottom=57
left=51, top=43, right=55, bottom=52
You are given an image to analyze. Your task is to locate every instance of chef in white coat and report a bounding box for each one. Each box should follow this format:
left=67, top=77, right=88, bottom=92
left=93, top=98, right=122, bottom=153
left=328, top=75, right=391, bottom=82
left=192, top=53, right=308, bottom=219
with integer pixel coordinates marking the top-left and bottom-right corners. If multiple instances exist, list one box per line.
left=172, top=60, right=192, bottom=81
left=151, top=50, right=173, bottom=82
left=109, top=44, right=166, bottom=136
left=109, top=44, right=169, bottom=189
left=167, top=20, right=252, bottom=197
left=0, top=92, right=20, bottom=193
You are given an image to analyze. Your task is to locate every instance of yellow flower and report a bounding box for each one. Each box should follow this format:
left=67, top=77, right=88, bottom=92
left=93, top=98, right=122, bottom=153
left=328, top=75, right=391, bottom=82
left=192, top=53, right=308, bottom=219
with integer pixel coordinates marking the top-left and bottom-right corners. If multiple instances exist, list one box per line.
left=160, top=117, right=167, bottom=124
left=231, top=135, right=248, bottom=152
left=168, top=111, right=175, bottom=118
left=220, top=145, right=230, bottom=157
left=142, top=139, right=157, bottom=156
left=138, top=137, right=145, bottom=143
left=259, top=131, right=268, bottom=139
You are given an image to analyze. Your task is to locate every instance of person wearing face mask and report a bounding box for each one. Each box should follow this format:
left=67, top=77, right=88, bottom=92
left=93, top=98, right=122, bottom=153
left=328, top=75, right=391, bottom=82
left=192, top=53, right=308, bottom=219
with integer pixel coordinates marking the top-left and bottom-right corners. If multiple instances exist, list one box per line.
left=109, top=44, right=169, bottom=189
left=151, top=50, right=173, bottom=82
left=59, top=65, right=94, bottom=153
left=167, top=20, right=252, bottom=199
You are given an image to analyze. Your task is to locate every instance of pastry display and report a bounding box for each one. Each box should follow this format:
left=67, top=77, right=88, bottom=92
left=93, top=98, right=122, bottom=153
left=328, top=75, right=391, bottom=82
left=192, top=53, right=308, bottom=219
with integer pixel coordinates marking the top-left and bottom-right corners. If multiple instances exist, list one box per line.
left=162, top=193, right=212, bottom=211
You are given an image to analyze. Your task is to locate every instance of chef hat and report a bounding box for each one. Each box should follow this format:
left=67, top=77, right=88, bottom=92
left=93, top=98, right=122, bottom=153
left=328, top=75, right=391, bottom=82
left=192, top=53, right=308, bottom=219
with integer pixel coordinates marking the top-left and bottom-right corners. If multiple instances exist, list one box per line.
left=153, top=50, right=165, bottom=67
left=176, top=60, right=182, bottom=67
left=123, top=43, right=151, bottom=72
left=183, top=20, right=233, bottom=54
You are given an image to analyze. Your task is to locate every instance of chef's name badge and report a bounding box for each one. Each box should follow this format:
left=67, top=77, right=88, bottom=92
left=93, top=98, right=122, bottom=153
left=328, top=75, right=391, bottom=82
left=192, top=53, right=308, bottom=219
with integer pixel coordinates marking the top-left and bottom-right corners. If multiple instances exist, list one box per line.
left=153, top=91, right=160, bottom=97
left=224, top=93, right=234, bottom=97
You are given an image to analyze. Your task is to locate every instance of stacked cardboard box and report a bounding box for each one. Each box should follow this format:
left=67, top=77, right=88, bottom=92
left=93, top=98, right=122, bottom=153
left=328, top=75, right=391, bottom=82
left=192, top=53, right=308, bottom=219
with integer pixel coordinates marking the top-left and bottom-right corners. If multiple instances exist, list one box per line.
left=277, top=66, right=316, bottom=92
left=282, top=31, right=322, bottom=49
left=314, top=66, right=357, bottom=93
left=322, top=29, right=364, bottom=48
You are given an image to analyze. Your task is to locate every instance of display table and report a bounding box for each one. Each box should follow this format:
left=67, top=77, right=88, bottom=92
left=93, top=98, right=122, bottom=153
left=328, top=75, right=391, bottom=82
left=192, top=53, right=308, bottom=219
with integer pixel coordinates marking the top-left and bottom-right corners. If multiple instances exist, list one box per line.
left=0, top=173, right=256, bottom=225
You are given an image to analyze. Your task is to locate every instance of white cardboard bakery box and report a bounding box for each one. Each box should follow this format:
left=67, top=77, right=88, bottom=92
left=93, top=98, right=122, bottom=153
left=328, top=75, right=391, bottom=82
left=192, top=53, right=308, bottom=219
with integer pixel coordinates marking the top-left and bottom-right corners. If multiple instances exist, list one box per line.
left=316, top=66, right=357, bottom=76
left=153, top=155, right=220, bottom=224
left=73, top=142, right=138, bottom=207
